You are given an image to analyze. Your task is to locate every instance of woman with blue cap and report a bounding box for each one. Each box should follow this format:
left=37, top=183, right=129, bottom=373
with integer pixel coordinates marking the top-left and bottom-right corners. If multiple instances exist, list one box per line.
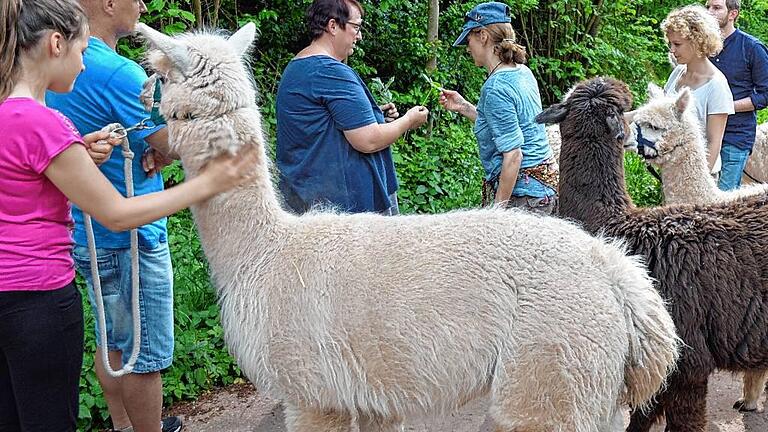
left=439, top=1, right=558, bottom=213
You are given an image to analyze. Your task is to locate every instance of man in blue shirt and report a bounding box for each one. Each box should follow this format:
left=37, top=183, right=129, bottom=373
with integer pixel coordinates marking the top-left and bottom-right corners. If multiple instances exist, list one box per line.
left=707, top=0, right=768, bottom=190
left=47, top=0, right=180, bottom=431
left=276, top=0, right=429, bottom=214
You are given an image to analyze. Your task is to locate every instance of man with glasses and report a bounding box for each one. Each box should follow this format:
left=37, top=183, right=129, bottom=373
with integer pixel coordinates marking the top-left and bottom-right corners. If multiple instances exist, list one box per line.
left=276, top=0, right=429, bottom=215
left=707, top=0, right=768, bottom=191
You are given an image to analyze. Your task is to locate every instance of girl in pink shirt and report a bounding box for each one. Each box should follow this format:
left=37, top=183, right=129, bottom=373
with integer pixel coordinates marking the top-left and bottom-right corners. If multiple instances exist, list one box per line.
left=0, top=1, right=257, bottom=429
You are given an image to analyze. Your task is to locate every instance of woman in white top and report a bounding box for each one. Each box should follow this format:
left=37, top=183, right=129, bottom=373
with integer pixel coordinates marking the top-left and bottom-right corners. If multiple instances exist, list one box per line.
left=661, top=5, right=734, bottom=174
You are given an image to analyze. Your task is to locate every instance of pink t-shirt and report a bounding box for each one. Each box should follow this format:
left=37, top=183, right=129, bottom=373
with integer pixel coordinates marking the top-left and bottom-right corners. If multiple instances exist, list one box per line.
left=0, top=97, right=83, bottom=291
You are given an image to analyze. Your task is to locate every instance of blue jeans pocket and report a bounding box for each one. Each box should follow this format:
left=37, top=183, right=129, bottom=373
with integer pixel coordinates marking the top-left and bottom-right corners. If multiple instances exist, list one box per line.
left=72, top=247, right=120, bottom=296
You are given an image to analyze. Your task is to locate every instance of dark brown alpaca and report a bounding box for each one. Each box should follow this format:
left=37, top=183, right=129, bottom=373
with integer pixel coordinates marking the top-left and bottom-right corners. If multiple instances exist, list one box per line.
left=536, top=77, right=768, bottom=432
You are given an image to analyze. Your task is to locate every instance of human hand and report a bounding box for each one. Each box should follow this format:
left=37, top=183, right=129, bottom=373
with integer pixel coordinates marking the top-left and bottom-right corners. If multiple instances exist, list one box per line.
left=405, top=106, right=429, bottom=129
left=379, top=102, right=400, bottom=123
left=199, top=146, right=259, bottom=194
left=438, top=89, right=469, bottom=114
left=142, top=148, right=174, bottom=177
left=82, top=126, right=122, bottom=166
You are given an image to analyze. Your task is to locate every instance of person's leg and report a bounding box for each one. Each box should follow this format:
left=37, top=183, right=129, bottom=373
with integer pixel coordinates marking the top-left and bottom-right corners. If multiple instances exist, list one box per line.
left=0, top=284, right=84, bottom=432
left=122, top=372, right=163, bottom=432
left=718, top=144, right=751, bottom=191
left=94, top=348, right=131, bottom=429
left=0, top=311, right=21, bottom=432
left=72, top=246, right=132, bottom=430
left=120, top=242, right=175, bottom=432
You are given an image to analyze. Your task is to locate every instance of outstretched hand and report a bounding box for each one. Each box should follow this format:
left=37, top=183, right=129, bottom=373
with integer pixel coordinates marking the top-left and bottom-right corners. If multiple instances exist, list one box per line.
left=405, top=106, right=429, bottom=129
left=438, top=89, right=469, bottom=114
left=199, top=146, right=260, bottom=194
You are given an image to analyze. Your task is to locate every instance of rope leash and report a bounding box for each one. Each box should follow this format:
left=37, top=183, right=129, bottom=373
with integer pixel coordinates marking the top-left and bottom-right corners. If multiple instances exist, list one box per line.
left=86, top=121, right=149, bottom=377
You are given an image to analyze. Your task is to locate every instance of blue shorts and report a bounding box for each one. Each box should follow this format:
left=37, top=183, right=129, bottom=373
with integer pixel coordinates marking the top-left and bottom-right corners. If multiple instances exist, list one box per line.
left=72, top=242, right=174, bottom=373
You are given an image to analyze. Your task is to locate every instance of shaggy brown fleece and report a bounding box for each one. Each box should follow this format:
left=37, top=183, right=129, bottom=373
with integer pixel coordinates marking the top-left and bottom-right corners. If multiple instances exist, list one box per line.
left=536, top=77, right=768, bottom=432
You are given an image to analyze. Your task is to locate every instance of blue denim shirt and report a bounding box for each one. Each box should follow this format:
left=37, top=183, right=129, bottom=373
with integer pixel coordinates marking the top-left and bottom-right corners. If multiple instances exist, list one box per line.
left=711, top=29, right=768, bottom=151
left=474, top=66, right=555, bottom=197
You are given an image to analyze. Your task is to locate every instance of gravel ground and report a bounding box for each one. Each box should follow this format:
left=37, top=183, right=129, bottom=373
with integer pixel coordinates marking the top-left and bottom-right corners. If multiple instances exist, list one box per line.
left=166, top=371, right=768, bottom=431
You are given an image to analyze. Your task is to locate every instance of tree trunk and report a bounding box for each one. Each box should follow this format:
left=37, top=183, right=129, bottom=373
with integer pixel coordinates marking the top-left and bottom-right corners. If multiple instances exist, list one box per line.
left=427, top=0, right=439, bottom=71
left=193, top=0, right=203, bottom=28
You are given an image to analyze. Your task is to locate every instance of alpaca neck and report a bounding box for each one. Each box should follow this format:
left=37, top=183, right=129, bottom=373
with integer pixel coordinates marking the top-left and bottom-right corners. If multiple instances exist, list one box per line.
left=659, top=133, right=721, bottom=205
left=558, top=131, right=632, bottom=233
left=182, top=154, right=288, bottom=286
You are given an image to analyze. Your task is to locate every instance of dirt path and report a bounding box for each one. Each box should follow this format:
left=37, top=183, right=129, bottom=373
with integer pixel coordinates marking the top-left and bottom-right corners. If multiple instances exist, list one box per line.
left=167, top=371, right=768, bottom=431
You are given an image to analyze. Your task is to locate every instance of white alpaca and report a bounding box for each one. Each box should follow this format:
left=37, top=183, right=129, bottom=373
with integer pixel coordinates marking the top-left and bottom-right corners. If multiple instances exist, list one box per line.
left=632, top=83, right=768, bottom=412
left=743, top=122, right=768, bottom=184
left=136, top=23, right=679, bottom=432
left=632, top=83, right=768, bottom=205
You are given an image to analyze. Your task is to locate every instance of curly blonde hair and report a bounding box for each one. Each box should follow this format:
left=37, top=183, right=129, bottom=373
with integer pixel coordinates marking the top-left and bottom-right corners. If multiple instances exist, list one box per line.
left=661, top=5, right=723, bottom=58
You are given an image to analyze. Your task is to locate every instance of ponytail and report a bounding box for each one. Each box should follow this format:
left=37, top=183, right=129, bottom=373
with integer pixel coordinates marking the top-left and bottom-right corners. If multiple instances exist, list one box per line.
left=0, top=0, right=87, bottom=101
left=484, top=22, right=528, bottom=66
left=498, top=39, right=527, bottom=65
left=0, top=0, right=21, bottom=100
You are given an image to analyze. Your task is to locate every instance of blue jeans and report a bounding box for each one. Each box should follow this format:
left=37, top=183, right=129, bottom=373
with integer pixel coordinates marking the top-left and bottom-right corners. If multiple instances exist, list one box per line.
left=72, top=242, right=174, bottom=373
left=718, top=144, right=752, bottom=191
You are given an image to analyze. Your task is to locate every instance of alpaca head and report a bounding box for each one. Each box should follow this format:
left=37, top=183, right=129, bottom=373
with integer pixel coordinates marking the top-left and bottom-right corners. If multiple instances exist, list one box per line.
left=135, top=23, right=258, bottom=163
left=631, top=83, right=702, bottom=168
left=535, top=77, right=633, bottom=159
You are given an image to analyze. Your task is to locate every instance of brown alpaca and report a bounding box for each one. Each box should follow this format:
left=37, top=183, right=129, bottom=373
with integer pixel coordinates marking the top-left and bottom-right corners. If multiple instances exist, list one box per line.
left=537, top=76, right=768, bottom=432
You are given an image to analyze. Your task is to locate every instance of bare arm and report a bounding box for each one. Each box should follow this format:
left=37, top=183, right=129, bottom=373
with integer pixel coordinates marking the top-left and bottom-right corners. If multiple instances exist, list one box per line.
left=45, top=143, right=256, bottom=232
left=344, top=106, right=429, bottom=153
left=706, top=113, right=728, bottom=172
left=734, top=97, right=756, bottom=113
left=144, top=127, right=179, bottom=160
left=495, top=149, right=523, bottom=204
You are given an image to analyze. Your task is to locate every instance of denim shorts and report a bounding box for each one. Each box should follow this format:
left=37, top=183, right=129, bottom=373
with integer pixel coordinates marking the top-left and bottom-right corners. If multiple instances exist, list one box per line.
left=72, top=242, right=174, bottom=373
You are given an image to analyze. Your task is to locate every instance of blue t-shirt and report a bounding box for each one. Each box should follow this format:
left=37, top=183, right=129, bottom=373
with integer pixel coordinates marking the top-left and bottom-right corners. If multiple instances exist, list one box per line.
left=46, top=37, right=167, bottom=248
left=275, top=55, right=397, bottom=213
left=711, top=29, right=768, bottom=151
left=474, top=66, right=554, bottom=197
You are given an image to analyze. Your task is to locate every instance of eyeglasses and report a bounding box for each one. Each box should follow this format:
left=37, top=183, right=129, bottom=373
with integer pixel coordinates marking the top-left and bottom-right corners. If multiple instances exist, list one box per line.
left=347, top=21, right=363, bottom=35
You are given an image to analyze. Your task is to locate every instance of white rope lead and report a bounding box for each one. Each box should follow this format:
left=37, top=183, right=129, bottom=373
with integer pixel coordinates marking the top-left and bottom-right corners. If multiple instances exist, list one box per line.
left=86, top=124, right=142, bottom=377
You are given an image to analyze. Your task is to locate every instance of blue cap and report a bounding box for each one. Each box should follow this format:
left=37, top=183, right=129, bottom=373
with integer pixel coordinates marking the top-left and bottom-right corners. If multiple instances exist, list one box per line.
left=452, top=2, right=512, bottom=47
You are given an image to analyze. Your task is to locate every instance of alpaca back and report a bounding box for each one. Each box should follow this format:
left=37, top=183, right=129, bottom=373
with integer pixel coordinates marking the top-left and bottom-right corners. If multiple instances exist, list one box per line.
left=595, top=238, right=679, bottom=407
left=743, top=122, right=768, bottom=184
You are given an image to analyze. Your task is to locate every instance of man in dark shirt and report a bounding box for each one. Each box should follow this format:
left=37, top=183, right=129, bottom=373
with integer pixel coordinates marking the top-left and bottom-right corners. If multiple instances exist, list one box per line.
left=707, top=0, right=768, bottom=190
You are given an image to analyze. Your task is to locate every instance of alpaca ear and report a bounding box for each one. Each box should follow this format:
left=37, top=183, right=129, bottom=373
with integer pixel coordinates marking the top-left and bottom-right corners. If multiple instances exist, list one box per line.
left=674, top=88, right=691, bottom=117
left=135, top=23, right=190, bottom=74
left=536, top=103, right=569, bottom=124
left=228, top=22, right=257, bottom=58
left=647, top=83, right=664, bottom=100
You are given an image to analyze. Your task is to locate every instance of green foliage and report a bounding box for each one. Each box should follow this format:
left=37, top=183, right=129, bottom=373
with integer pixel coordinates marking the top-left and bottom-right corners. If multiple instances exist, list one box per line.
left=624, top=152, right=664, bottom=207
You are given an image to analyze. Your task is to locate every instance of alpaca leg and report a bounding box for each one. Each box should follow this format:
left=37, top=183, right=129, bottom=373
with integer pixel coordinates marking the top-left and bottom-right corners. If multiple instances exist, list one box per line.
left=626, top=400, right=664, bottom=432
left=663, top=377, right=708, bottom=432
left=357, top=413, right=404, bottom=432
left=284, top=405, right=353, bottom=432
left=734, top=369, right=768, bottom=412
